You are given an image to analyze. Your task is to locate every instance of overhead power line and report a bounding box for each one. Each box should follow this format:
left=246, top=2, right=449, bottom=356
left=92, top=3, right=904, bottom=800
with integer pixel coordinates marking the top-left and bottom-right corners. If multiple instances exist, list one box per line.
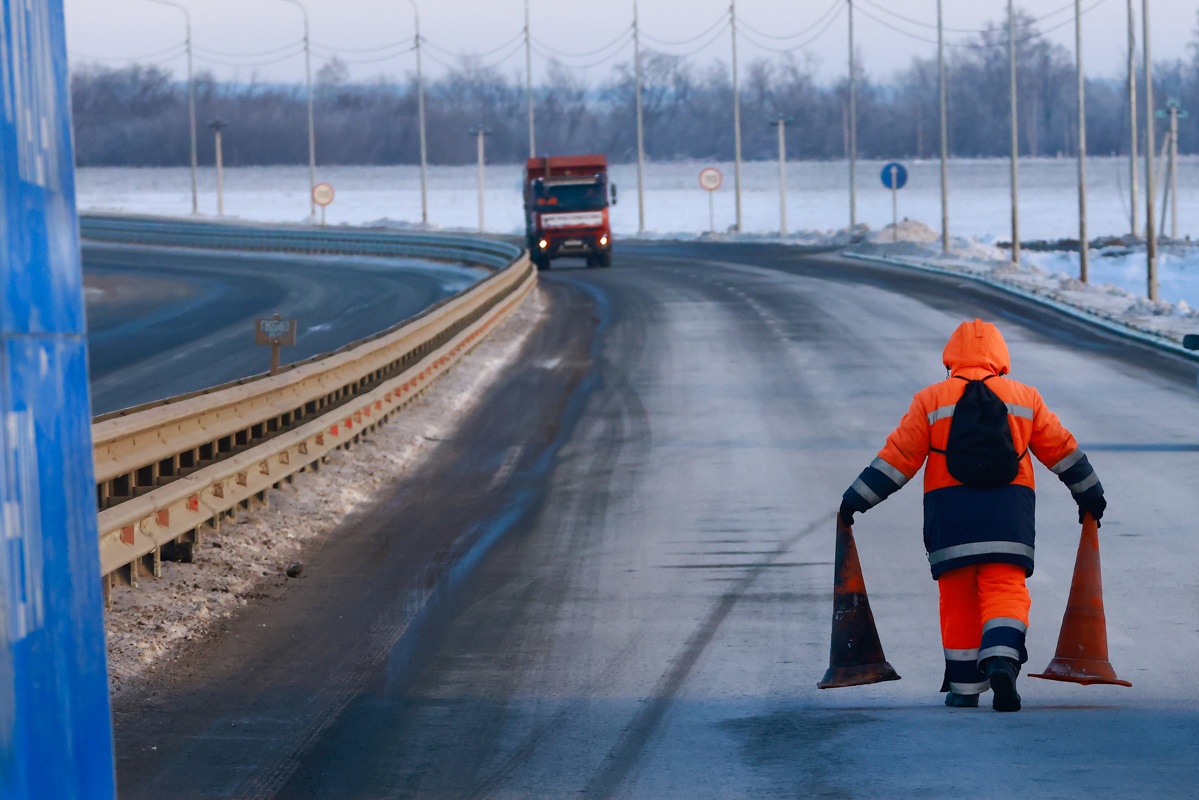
left=738, top=3, right=847, bottom=54
left=69, top=42, right=186, bottom=63
left=737, top=0, right=842, bottom=41
left=532, top=26, right=633, bottom=59
left=641, top=13, right=727, bottom=47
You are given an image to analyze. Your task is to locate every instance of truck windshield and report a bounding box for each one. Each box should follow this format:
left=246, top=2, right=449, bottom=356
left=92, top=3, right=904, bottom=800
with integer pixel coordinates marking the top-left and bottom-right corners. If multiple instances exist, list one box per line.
left=534, top=182, right=606, bottom=212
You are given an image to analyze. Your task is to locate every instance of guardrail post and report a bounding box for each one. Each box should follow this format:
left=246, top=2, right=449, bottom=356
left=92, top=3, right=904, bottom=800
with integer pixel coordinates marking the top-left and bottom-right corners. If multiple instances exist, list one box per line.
left=1, top=1, right=116, bottom=797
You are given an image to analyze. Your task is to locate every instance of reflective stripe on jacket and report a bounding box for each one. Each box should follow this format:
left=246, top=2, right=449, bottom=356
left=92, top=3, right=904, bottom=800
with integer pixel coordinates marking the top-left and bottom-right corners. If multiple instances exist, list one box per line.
left=842, top=319, right=1103, bottom=579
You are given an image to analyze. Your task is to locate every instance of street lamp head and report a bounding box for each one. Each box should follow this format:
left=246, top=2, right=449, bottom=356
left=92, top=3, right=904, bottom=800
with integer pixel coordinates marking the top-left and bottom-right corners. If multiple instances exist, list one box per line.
left=209, top=119, right=227, bottom=131
left=145, top=0, right=191, bottom=28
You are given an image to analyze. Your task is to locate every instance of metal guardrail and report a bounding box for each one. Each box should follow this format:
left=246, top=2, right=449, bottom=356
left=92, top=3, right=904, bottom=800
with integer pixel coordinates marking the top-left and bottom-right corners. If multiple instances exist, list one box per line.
left=80, top=213, right=522, bottom=269
left=83, top=216, right=535, bottom=598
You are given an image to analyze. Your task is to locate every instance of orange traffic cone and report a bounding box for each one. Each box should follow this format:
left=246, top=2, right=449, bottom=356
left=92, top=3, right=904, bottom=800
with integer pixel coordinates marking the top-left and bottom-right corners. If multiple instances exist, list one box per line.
left=817, top=515, right=901, bottom=689
left=1030, top=514, right=1132, bottom=687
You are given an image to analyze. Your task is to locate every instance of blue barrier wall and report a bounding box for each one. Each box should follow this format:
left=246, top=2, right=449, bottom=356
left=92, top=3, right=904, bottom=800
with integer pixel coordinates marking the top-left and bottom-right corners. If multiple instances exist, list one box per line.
left=0, top=2, right=116, bottom=797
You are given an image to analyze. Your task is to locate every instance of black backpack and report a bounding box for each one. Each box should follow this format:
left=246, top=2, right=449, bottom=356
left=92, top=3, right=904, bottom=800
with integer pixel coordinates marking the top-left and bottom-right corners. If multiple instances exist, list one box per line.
left=931, top=375, right=1027, bottom=488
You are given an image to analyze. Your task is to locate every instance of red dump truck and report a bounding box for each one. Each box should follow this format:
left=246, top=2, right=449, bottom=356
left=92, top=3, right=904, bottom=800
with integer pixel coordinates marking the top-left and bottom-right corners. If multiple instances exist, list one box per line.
left=524, top=155, right=615, bottom=270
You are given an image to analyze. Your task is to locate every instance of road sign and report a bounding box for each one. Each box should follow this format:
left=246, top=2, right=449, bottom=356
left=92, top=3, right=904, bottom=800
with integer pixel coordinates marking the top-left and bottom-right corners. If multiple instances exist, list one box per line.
left=880, top=163, right=908, bottom=190
left=312, top=182, right=335, bottom=207
left=699, top=167, right=723, bottom=191
left=256, top=316, right=298, bottom=347
left=256, top=315, right=298, bottom=376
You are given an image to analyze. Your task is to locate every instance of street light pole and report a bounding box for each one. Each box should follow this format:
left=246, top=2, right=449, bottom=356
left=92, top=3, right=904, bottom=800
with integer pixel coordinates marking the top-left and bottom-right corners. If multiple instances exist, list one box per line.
left=1008, top=0, right=1020, bottom=266
left=470, top=128, right=489, bottom=232
left=1126, top=0, right=1139, bottom=238
left=937, top=0, right=949, bottom=253
left=525, top=0, right=536, bottom=158
left=406, top=0, right=428, bottom=227
left=774, top=116, right=791, bottom=235
left=634, top=0, right=646, bottom=234
left=731, top=0, right=742, bottom=232
left=1075, top=0, right=1089, bottom=283
left=147, top=0, right=198, bottom=215
left=277, top=0, right=317, bottom=218
left=209, top=119, right=227, bottom=216
left=1143, top=0, right=1157, bottom=300
left=848, top=0, right=857, bottom=231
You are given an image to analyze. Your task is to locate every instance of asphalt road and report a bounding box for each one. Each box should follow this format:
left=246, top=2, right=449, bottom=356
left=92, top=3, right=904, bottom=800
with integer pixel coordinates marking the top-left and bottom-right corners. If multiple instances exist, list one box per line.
left=114, top=243, right=1199, bottom=799
left=83, top=244, right=481, bottom=414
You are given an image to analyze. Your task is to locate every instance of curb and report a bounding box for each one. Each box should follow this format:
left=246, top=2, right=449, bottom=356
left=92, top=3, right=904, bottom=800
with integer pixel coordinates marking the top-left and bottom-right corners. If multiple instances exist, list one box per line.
left=843, top=251, right=1199, bottom=364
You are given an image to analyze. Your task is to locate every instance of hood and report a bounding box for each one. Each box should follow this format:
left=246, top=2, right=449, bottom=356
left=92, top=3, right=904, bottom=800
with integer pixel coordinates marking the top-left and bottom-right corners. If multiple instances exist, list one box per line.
left=942, top=319, right=1010, bottom=377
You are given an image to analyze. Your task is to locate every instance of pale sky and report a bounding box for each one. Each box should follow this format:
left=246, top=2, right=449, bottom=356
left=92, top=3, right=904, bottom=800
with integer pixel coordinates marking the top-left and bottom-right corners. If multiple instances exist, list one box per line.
left=63, top=0, right=1199, bottom=86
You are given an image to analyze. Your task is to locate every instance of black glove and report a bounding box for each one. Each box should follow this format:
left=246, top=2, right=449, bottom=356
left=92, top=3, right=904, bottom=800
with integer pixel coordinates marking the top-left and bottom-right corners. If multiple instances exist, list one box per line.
left=1076, top=494, right=1106, bottom=527
left=838, top=499, right=857, bottom=528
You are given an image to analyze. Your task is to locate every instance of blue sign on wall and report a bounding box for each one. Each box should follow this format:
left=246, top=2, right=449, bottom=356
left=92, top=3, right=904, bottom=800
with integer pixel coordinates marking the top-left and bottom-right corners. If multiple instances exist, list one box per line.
left=881, top=162, right=909, bottom=190
left=1, top=2, right=117, bottom=797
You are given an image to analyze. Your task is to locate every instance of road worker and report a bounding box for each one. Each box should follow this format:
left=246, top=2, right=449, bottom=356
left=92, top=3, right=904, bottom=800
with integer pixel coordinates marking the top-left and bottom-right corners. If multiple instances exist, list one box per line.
left=838, top=319, right=1106, bottom=712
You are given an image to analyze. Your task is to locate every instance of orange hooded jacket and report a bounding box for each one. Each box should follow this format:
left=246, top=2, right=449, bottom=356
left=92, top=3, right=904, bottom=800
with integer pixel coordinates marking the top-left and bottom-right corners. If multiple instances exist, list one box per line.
left=842, top=319, right=1103, bottom=578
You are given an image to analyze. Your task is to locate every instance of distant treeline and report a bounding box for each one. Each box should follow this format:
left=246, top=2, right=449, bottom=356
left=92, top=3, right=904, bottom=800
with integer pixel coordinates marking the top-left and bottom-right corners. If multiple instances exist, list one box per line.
left=71, top=11, right=1199, bottom=167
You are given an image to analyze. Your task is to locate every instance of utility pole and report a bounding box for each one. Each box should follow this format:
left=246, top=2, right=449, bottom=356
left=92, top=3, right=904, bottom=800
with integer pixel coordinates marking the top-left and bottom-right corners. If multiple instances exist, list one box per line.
left=1156, top=98, right=1186, bottom=240
left=848, top=0, right=857, bottom=231
left=1168, top=99, right=1184, bottom=240
left=731, top=0, right=742, bottom=232
left=277, top=0, right=317, bottom=218
left=774, top=116, right=792, bottom=235
left=937, top=0, right=949, bottom=253
left=407, top=0, right=428, bottom=227
left=147, top=0, right=198, bottom=215
left=210, top=120, right=227, bottom=216
left=1127, top=0, right=1139, bottom=238
left=634, top=0, right=646, bottom=234
left=1008, top=0, right=1020, bottom=265
left=1075, top=0, right=1089, bottom=283
left=470, top=127, right=489, bottom=232
left=525, top=0, right=536, bottom=158
left=1144, top=0, right=1157, bottom=300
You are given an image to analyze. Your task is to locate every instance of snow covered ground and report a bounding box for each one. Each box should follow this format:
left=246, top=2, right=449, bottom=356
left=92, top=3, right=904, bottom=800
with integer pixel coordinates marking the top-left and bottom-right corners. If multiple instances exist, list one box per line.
left=844, top=220, right=1199, bottom=347
left=75, top=157, right=1199, bottom=344
left=76, top=156, right=1199, bottom=243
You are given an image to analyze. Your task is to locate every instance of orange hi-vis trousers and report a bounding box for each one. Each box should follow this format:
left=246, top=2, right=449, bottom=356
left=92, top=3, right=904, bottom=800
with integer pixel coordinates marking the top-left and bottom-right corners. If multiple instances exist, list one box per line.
left=939, top=563, right=1031, bottom=695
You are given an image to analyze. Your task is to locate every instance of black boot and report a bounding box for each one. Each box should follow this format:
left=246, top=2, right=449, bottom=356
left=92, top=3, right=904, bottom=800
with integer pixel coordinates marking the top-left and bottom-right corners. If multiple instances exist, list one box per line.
left=985, top=657, right=1022, bottom=712
left=944, top=691, right=979, bottom=708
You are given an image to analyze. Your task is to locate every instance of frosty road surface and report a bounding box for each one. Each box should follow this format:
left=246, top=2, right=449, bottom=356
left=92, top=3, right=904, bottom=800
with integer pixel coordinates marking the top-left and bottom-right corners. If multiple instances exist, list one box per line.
left=83, top=243, right=483, bottom=414
left=114, top=243, right=1199, bottom=799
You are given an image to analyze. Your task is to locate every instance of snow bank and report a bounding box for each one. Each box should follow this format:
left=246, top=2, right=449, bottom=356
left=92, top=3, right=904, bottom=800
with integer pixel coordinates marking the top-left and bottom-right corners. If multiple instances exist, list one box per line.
left=104, top=289, right=547, bottom=695
left=848, top=234, right=1199, bottom=346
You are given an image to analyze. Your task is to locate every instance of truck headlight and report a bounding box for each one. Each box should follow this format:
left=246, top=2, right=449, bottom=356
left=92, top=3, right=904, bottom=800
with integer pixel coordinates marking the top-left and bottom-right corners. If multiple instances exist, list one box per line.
left=599, top=235, right=609, bottom=246
left=538, top=239, right=548, bottom=249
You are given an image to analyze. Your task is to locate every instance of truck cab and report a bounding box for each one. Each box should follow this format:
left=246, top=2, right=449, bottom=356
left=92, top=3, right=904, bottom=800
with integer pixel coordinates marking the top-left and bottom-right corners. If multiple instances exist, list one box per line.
left=525, top=155, right=614, bottom=270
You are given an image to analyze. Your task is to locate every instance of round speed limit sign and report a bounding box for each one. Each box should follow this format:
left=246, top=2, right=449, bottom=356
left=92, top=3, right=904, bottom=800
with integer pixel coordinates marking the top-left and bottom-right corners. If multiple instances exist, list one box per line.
left=698, top=167, right=723, bottom=192
left=312, top=182, right=335, bottom=207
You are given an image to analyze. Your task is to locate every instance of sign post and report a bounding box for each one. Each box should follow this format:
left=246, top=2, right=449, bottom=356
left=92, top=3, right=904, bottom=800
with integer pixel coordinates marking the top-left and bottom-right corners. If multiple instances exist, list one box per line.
left=1, top=2, right=117, bottom=796
left=256, top=314, right=298, bottom=375
left=880, top=162, right=909, bottom=243
left=312, top=182, right=335, bottom=226
left=699, top=167, right=723, bottom=234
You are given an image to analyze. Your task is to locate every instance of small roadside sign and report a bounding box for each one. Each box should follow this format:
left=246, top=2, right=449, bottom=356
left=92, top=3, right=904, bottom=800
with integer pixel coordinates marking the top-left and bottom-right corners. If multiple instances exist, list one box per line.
left=699, top=167, right=723, bottom=234
left=880, top=163, right=908, bottom=190
left=313, top=182, right=335, bottom=225
left=256, top=314, right=298, bottom=375
left=881, top=163, right=909, bottom=242
left=699, top=167, right=723, bottom=191
left=312, top=182, right=335, bottom=206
